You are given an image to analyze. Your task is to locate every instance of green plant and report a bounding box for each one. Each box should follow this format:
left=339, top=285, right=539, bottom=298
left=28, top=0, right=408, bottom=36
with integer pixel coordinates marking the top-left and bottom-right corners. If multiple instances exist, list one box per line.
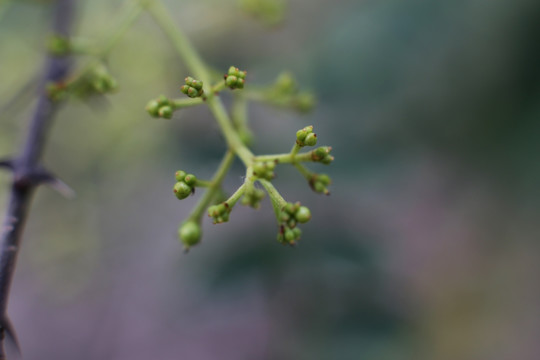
left=140, top=2, right=334, bottom=250
left=0, top=0, right=332, bottom=355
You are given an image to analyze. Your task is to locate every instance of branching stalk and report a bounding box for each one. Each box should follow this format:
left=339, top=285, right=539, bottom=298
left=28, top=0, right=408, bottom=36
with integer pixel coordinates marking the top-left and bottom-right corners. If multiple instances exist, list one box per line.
left=0, top=0, right=75, bottom=358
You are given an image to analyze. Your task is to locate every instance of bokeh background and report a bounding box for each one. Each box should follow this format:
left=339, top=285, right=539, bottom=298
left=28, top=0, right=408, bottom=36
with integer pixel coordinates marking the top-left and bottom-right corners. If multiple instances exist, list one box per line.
left=1, top=0, right=540, bottom=359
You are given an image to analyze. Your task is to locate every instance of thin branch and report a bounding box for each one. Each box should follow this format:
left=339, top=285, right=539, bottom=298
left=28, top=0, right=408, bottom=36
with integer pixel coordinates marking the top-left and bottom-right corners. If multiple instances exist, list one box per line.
left=0, top=0, right=75, bottom=358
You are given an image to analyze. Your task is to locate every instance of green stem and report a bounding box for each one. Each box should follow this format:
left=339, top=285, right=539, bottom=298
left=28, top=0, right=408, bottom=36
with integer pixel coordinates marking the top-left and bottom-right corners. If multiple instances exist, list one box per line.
left=145, top=0, right=210, bottom=84
left=259, top=179, right=286, bottom=218
left=211, top=81, right=227, bottom=94
left=232, top=94, right=248, bottom=130
left=187, top=150, right=235, bottom=222
left=293, top=162, right=313, bottom=180
left=146, top=0, right=254, bottom=166
left=243, top=165, right=256, bottom=194
left=194, top=179, right=212, bottom=188
left=65, top=0, right=144, bottom=84
left=100, top=0, right=144, bottom=57
left=206, top=96, right=254, bottom=165
left=290, top=142, right=302, bottom=157
left=171, top=97, right=204, bottom=109
left=254, top=150, right=314, bottom=164
left=225, top=183, right=246, bottom=208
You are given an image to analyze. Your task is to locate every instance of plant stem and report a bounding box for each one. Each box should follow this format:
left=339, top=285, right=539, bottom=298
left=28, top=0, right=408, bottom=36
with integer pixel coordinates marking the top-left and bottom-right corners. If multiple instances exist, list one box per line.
left=144, top=0, right=255, bottom=166
left=187, top=150, right=235, bottom=222
left=224, top=183, right=246, bottom=207
left=254, top=150, right=315, bottom=163
left=0, top=0, right=75, bottom=357
left=206, top=97, right=254, bottom=165
left=293, top=162, right=313, bottom=180
left=194, top=179, right=212, bottom=188
left=100, top=0, right=144, bottom=57
left=65, top=0, right=144, bottom=85
left=211, top=81, right=227, bottom=94
left=290, top=142, right=302, bottom=157
left=145, top=0, right=210, bottom=84
left=258, top=179, right=286, bottom=218
left=171, top=97, right=203, bottom=109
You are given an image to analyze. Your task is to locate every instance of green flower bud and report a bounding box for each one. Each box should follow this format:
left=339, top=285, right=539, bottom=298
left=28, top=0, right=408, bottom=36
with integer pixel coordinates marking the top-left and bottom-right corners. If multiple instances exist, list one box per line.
left=295, top=126, right=316, bottom=147
left=179, top=221, right=201, bottom=248
left=157, top=94, right=169, bottom=105
left=304, top=133, right=317, bottom=146
left=321, top=155, right=334, bottom=164
left=287, top=218, right=297, bottom=228
left=208, top=203, right=231, bottom=224
left=184, top=174, right=197, bottom=186
left=241, top=188, right=265, bottom=208
left=318, top=174, right=331, bottom=185
left=181, top=77, right=204, bottom=98
left=295, top=206, right=311, bottom=223
left=225, top=66, right=247, bottom=89
left=158, top=105, right=173, bottom=119
left=252, top=161, right=275, bottom=180
left=175, top=171, right=186, bottom=182
left=312, top=146, right=333, bottom=164
left=146, top=100, right=161, bottom=117
left=173, top=181, right=192, bottom=200
left=284, top=229, right=295, bottom=243
left=253, top=162, right=265, bottom=175
left=284, top=202, right=299, bottom=215
left=225, top=75, right=238, bottom=88
left=296, top=129, right=307, bottom=142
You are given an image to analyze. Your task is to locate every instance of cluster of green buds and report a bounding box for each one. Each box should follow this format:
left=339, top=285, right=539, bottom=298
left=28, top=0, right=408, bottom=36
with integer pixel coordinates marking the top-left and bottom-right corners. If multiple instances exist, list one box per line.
left=224, top=66, right=247, bottom=89
left=241, top=187, right=265, bottom=208
left=277, top=202, right=311, bottom=245
left=180, top=76, right=204, bottom=98
left=47, top=64, right=117, bottom=100
left=146, top=95, right=174, bottom=119
left=252, top=161, right=276, bottom=180
left=173, top=170, right=197, bottom=200
left=310, top=173, right=331, bottom=195
left=207, top=203, right=231, bottom=224
left=255, top=72, right=315, bottom=113
left=84, top=64, right=118, bottom=95
left=146, top=65, right=332, bottom=251
left=312, top=146, right=334, bottom=164
left=296, top=125, right=318, bottom=147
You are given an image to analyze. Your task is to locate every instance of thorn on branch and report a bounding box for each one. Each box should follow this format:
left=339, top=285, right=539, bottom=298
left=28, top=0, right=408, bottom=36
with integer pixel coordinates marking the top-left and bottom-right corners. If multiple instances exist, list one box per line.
left=33, top=169, right=75, bottom=198
left=1, top=316, right=21, bottom=357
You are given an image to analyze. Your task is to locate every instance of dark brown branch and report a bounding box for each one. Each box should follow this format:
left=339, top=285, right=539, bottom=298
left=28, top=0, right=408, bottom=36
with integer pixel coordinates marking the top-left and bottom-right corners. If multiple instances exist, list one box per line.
left=0, top=0, right=75, bottom=358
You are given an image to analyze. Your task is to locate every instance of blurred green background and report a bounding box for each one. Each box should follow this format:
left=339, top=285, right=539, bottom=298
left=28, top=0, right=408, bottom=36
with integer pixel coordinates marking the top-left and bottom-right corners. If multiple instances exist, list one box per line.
left=1, top=0, right=540, bottom=359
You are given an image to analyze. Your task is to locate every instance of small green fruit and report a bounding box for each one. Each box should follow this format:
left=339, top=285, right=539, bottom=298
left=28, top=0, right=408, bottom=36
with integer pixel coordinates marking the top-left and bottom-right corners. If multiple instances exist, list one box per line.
left=146, top=100, right=160, bottom=117
left=295, top=206, right=311, bottom=223
left=184, top=174, right=197, bottom=186
left=158, top=105, right=173, bottom=119
left=179, top=221, right=201, bottom=247
left=175, top=170, right=186, bottom=182
left=173, top=181, right=192, bottom=200
left=304, top=133, right=317, bottom=146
